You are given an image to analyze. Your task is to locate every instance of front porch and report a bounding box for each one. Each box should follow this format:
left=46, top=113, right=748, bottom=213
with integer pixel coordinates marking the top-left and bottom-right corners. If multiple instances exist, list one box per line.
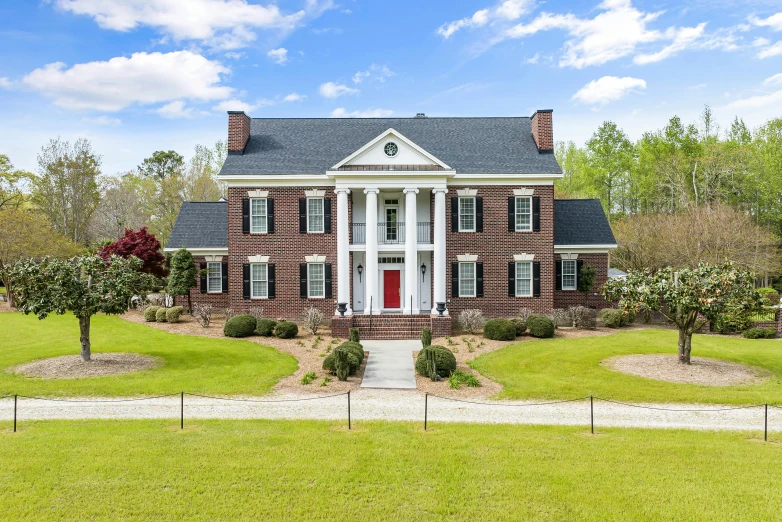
left=332, top=313, right=452, bottom=340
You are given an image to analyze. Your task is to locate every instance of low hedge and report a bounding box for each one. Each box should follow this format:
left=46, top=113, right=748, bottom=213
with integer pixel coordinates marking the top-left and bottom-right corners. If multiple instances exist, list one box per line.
left=166, top=306, right=184, bottom=323
left=526, top=315, right=555, bottom=338
left=743, top=327, right=777, bottom=339
left=224, top=314, right=257, bottom=338
left=414, top=345, right=457, bottom=378
left=483, top=319, right=516, bottom=341
left=256, top=318, right=277, bottom=336
left=155, top=307, right=168, bottom=322
left=274, top=321, right=298, bottom=339
left=143, top=306, right=160, bottom=322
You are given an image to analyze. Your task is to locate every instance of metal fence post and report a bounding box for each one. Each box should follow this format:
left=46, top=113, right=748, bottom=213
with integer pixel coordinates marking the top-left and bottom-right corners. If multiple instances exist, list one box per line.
left=590, top=395, right=594, bottom=434
left=13, top=394, right=17, bottom=433
left=180, top=392, right=184, bottom=430
left=424, top=393, right=428, bottom=431
left=765, top=403, right=768, bottom=442
left=348, top=391, right=351, bottom=430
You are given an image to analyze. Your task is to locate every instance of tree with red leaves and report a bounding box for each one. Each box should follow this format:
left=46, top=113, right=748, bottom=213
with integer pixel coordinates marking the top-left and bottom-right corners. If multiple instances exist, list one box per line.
left=98, top=227, right=168, bottom=278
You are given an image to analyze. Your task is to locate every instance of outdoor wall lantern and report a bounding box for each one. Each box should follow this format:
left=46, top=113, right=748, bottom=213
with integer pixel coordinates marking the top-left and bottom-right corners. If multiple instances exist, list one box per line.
left=357, top=263, right=363, bottom=282
left=420, top=263, right=427, bottom=282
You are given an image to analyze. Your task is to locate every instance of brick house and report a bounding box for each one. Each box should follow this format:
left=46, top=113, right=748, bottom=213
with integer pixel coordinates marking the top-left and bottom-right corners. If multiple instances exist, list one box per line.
left=166, top=110, right=616, bottom=337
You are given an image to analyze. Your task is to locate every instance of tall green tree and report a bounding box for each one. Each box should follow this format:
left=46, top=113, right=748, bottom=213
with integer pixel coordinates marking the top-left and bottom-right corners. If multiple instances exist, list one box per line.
left=138, top=150, right=184, bottom=180
left=0, top=154, right=32, bottom=210
left=168, top=248, right=197, bottom=312
left=585, top=121, right=634, bottom=218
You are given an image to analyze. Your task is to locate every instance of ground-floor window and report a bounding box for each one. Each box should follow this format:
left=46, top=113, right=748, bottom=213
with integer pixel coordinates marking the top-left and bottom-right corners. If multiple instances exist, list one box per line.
left=251, top=263, right=268, bottom=298
left=207, top=262, right=222, bottom=293
left=515, top=261, right=532, bottom=297
left=562, top=259, right=577, bottom=290
left=308, top=263, right=325, bottom=298
left=459, top=262, right=476, bottom=297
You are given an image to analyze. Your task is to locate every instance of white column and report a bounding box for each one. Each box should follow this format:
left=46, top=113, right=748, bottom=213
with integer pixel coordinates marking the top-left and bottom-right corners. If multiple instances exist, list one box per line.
left=403, top=188, right=419, bottom=314
left=335, top=188, right=352, bottom=315
left=431, top=188, right=448, bottom=315
left=364, top=188, right=379, bottom=314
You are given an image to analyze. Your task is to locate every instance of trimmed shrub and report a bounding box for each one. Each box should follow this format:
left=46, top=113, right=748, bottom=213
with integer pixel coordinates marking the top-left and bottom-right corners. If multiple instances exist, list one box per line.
left=166, top=306, right=184, bottom=323
left=526, top=315, right=555, bottom=338
left=256, top=318, right=277, bottom=336
left=339, top=341, right=364, bottom=366
left=758, top=287, right=780, bottom=305
left=224, top=314, right=257, bottom=338
left=415, top=345, right=456, bottom=378
left=155, top=307, right=168, bottom=322
left=570, top=306, right=596, bottom=330
left=483, top=318, right=516, bottom=341
left=349, top=328, right=360, bottom=343
left=421, top=327, right=433, bottom=347
left=509, top=318, right=527, bottom=336
left=274, top=321, right=299, bottom=339
left=458, top=309, right=485, bottom=334
left=144, top=306, right=160, bottom=322
left=323, top=343, right=362, bottom=376
left=517, top=308, right=534, bottom=322
left=551, top=309, right=570, bottom=327
left=712, top=310, right=755, bottom=335
left=743, top=327, right=777, bottom=339
left=601, top=309, right=624, bottom=328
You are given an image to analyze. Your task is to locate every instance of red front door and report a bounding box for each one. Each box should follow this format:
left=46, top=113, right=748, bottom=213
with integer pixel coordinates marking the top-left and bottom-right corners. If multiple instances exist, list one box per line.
left=383, top=270, right=401, bottom=308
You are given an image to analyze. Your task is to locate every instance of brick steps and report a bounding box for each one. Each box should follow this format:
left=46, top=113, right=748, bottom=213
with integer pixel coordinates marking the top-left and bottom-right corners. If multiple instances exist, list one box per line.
left=332, top=314, right=452, bottom=339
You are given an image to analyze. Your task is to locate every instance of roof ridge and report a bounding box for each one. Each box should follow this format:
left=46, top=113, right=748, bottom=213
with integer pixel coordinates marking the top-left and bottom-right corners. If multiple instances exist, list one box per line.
left=249, top=116, right=532, bottom=121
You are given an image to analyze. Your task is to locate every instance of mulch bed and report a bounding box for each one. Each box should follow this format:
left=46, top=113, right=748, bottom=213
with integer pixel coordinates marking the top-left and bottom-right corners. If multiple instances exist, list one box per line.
left=602, top=354, right=769, bottom=386
left=10, top=353, right=161, bottom=379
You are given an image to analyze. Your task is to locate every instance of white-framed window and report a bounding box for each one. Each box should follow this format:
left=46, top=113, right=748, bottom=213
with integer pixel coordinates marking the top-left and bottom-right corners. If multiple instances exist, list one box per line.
left=562, top=259, right=577, bottom=290
left=250, top=198, right=267, bottom=234
left=251, top=263, right=268, bottom=299
left=307, top=197, right=324, bottom=233
left=515, top=261, right=532, bottom=297
left=515, top=196, right=532, bottom=232
left=308, top=263, right=325, bottom=298
left=459, top=262, right=476, bottom=297
left=207, top=262, right=222, bottom=293
left=459, top=197, right=476, bottom=232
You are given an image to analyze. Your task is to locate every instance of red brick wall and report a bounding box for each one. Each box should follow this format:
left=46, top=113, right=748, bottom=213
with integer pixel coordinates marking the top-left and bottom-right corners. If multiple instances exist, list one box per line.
left=227, top=186, right=337, bottom=322
left=183, top=255, right=231, bottom=310
left=552, top=253, right=611, bottom=309
left=531, top=111, right=553, bottom=152
left=446, top=185, right=554, bottom=319
left=228, top=112, right=251, bottom=153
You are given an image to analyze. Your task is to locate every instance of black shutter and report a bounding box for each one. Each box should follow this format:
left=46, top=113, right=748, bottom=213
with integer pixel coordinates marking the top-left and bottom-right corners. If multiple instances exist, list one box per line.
left=508, top=262, right=515, bottom=297
left=325, top=264, right=333, bottom=298
left=555, top=260, right=563, bottom=291
left=451, top=197, right=459, bottom=232
left=221, top=262, right=229, bottom=293
left=300, top=264, right=308, bottom=298
left=324, top=198, right=332, bottom=234
left=199, top=262, right=207, bottom=294
left=242, top=199, right=250, bottom=234
left=533, top=261, right=541, bottom=297
left=268, top=264, right=275, bottom=298
left=451, top=262, right=459, bottom=298
left=532, top=197, right=541, bottom=232
left=267, top=198, right=274, bottom=233
left=508, top=197, right=515, bottom=232
left=242, top=264, right=250, bottom=300
left=476, top=197, right=483, bottom=232
left=299, top=198, right=307, bottom=233
left=576, top=259, right=584, bottom=289
left=476, top=262, right=484, bottom=297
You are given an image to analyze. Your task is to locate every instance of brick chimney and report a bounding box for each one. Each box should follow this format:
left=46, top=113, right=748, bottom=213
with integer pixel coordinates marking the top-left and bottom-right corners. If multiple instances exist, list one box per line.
left=227, top=111, right=251, bottom=154
left=530, top=109, right=554, bottom=152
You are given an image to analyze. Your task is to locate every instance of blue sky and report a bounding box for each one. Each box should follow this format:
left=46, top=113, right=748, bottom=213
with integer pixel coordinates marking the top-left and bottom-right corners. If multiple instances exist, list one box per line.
left=1, top=0, right=781, bottom=174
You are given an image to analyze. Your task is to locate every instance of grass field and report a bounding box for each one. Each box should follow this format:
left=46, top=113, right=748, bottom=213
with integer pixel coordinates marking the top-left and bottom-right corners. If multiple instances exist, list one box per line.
left=0, top=312, right=297, bottom=396
left=470, top=328, right=782, bottom=405
left=0, top=419, right=779, bottom=521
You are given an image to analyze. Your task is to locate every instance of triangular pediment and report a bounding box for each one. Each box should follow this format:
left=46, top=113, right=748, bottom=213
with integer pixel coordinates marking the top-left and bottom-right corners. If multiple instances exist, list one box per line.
left=331, top=128, right=451, bottom=171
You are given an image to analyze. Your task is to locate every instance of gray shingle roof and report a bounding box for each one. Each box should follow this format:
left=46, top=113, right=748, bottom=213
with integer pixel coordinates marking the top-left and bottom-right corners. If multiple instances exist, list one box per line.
left=554, top=199, right=616, bottom=246
left=166, top=201, right=228, bottom=249
left=220, top=117, right=562, bottom=176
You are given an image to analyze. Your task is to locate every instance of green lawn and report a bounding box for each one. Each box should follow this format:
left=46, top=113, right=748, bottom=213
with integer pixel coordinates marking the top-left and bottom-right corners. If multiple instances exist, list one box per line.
left=0, top=312, right=297, bottom=396
left=0, top=419, right=779, bottom=521
left=470, top=328, right=782, bottom=405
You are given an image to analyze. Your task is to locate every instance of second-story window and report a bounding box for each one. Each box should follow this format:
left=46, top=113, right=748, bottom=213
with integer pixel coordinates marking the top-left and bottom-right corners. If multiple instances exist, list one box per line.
left=459, top=197, right=475, bottom=232
left=515, top=196, right=532, bottom=231
left=307, top=197, right=324, bottom=233
left=250, top=198, right=267, bottom=233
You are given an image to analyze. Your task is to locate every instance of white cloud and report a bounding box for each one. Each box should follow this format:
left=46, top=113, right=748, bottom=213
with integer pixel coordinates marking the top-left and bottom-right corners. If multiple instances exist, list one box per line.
left=157, top=100, right=194, bottom=119
left=763, top=73, right=782, bottom=87
left=523, top=53, right=540, bottom=64
left=0, top=77, right=11, bottom=89
left=438, top=0, right=533, bottom=38
left=81, top=115, right=122, bottom=126
left=331, top=108, right=393, bottom=118
left=319, top=81, right=359, bottom=98
left=572, top=76, right=647, bottom=105
left=224, top=51, right=245, bottom=60
left=726, top=89, right=782, bottom=110
left=752, top=37, right=771, bottom=47
left=22, top=51, right=233, bottom=111
left=634, top=23, right=707, bottom=64
left=283, top=92, right=306, bottom=102
left=758, top=41, right=782, bottom=59
left=53, top=0, right=321, bottom=49
left=212, top=98, right=274, bottom=112
left=267, top=47, right=288, bottom=64
left=749, top=13, right=782, bottom=32
left=352, top=64, right=395, bottom=84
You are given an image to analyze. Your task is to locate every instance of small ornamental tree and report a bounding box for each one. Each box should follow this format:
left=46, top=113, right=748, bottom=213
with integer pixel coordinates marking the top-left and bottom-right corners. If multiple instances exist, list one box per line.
left=603, top=262, right=762, bottom=364
left=167, top=248, right=197, bottom=312
left=577, top=264, right=596, bottom=306
left=97, top=227, right=167, bottom=278
left=9, top=255, right=155, bottom=361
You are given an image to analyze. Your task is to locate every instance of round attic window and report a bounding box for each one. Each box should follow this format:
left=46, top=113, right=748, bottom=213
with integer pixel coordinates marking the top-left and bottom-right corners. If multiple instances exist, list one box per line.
left=384, top=142, right=399, bottom=157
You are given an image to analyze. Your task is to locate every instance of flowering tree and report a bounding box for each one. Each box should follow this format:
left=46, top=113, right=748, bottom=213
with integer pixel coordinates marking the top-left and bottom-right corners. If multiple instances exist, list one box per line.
left=98, top=227, right=167, bottom=278
left=9, top=255, right=155, bottom=361
left=603, top=262, right=762, bottom=364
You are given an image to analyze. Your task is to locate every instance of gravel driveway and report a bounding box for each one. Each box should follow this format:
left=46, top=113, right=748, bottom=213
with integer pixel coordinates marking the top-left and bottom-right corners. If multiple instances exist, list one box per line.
left=1, top=390, right=779, bottom=433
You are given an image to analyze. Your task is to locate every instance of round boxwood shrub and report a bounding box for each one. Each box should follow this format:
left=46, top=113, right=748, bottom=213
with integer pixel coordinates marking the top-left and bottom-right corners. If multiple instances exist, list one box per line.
left=339, top=341, right=365, bottom=366
left=274, top=321, right=298, bottom=339
left=256, top=318, right=277, bottom=336
left=155, top=307, right=168, bottom=322
left=414, top=345, right=457, bottom=378
left=743, top=327, right=777, bottom=339
left=509, top=318, right=527, bottom=336
left=526, top=315, right=555, bottom=338
left=143, top=306, right=160, bottom=322
left=483, top=318, right=516, bottom=341
left=166, top=306, right=184, bottom=323
left=224, top=314, right=257, bottom=338
left=323, top=344, right=362, bottom=375
left=600, top=309, right=624, bottom=328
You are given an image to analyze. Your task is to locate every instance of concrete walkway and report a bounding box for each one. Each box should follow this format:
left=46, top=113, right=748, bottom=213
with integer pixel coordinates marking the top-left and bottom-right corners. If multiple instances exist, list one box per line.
left=360, top=340, right=420, bottom=389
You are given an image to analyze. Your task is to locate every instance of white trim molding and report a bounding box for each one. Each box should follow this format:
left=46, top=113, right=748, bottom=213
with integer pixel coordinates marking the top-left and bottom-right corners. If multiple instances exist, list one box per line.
left=248, top=255, right=270, bottom=263
left=554, top=244, right=617, bottom=254
left=560, top=253, right=579, bottom=260
left=334, top=188, right=351, bottom=195
left=247, top=189, right=268, bottom=198
left=204, top=255, right=223, bottom=262
left=513, top=253, right=535, bottom=261
left=457, top=254, right=478, bottom=262
left=513, top=188, right=535, bottom=196
left=331, top=128, right=453, bottom=171
left=305, top=255, right=327, bottom=263
left=163, top=247, right=228, bottom=257
left=305, top=189, right=326, bottom=198
left=456, top=188, right=478, bottom=197
left=403, top=187, right=419, bottom=195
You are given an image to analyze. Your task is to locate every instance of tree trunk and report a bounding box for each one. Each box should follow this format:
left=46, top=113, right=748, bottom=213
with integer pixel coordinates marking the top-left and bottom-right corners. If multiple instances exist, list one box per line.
left=79, top=315, right=91, bottom=361
left=677, top=329, right=692, bottom=364
left=187, top=293, right=192, bottom=314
